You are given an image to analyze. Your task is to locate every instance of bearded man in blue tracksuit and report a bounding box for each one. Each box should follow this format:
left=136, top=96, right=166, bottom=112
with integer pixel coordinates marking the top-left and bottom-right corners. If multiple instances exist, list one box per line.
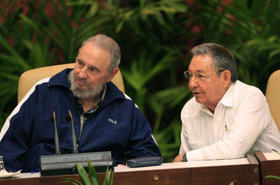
left=0, top=34, right=161, bottom=172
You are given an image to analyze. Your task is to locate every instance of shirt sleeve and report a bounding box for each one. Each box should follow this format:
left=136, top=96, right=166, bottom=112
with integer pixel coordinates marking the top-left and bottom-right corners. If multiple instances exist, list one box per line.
left=187, top=89, right=269, bottom=161
left=179, top=122, right=191, bottom=154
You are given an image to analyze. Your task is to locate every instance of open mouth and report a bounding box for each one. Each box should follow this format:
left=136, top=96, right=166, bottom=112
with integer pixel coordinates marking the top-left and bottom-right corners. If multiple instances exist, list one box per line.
left=76, top=78, right=88, bottom=88
left=193, top=91, right=200, bottom=95
left=77, top=80, right=85, bottom=86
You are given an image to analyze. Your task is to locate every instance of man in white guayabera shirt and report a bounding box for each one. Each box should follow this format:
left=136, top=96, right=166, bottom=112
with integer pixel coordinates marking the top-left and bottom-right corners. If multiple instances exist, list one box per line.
left=174, top=43, right=280, bottom=162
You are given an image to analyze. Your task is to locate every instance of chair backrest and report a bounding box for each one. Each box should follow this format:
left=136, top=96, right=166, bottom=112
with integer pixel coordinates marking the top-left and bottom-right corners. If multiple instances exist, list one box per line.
left=266, top=69, right=280, bottom=131
left=17, top=63, right=125, bottom=103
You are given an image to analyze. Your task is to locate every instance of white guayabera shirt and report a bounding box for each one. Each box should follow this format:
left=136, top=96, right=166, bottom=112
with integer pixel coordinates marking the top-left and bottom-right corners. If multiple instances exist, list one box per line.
left=179, top=80, right=280, bottom=161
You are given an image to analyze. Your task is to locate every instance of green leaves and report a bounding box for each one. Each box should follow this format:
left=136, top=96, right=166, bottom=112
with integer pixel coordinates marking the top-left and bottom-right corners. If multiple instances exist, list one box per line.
left=64, top=160, right=113, bottom=185
left=77, top=163, right=92, bottom=185
left=265, top=175, right=280, bottom=180
left=88, top=159, right=100, bottom=185
left=154, top=120, right=181, bottom=160
left=103, top=168, right=114, bottom=185
left=104, top=0, right=188, bottom=33
left=64, top=177, right=84, bottom=185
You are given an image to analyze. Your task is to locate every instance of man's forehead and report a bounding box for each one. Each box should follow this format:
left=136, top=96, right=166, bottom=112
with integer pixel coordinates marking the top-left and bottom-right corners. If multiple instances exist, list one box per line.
left=188, top=69, right=205, bottom=73
left=188, top=55, right=214, bottom=71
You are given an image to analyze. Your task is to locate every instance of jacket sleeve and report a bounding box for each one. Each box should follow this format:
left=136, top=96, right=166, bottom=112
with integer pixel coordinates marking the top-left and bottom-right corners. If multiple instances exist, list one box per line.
left=124, top=105, right=161, bottom=160
left=0, top=88, right=39, bottom=172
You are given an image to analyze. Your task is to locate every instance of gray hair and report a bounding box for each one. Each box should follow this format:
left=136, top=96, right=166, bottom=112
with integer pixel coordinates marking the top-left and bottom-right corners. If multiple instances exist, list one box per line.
left=190, top=43, right=238, bottom=82
left=80, top=34, right=121, bottom=73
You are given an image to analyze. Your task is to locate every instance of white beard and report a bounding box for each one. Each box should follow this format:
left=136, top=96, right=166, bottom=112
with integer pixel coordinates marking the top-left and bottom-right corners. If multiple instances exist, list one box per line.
left=68, top=71, right=105, bottom=99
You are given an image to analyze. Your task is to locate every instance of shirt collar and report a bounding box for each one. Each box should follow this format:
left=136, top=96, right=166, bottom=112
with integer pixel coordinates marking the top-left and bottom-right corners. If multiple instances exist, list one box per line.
left=198, top=81, right=237, bottom=115
left=219, top=81, right=237, bottom=108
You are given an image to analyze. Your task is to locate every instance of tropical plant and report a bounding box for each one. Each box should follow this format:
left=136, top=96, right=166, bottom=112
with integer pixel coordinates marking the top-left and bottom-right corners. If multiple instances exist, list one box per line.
left=64, top=160, right=113, bottom=185
left=195, top=0, right=280, bottom=90
left=265, top=175, right=280, bottom=181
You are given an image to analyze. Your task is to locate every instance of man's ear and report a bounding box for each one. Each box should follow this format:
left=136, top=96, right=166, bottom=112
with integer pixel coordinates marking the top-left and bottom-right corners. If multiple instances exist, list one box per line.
left=222, top=69, right=232, bottom=87
left=106, top=67, right=119, bottom=83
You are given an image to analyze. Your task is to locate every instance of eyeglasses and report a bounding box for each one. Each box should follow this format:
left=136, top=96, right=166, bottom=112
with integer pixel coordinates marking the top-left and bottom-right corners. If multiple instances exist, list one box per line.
left=184, top=69, right=225, bottom=82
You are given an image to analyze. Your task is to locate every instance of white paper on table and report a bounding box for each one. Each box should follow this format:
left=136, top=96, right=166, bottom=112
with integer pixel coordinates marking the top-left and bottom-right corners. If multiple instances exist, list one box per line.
left=0, top=169, right=21, bottom=178
left=263, top=152, right=280, bottom=161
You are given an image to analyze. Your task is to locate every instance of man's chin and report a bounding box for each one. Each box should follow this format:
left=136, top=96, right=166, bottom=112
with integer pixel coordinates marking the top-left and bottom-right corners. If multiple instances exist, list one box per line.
left=194, top=97, right=204, bottom=104
left=72, top=87, right=91, bottom=97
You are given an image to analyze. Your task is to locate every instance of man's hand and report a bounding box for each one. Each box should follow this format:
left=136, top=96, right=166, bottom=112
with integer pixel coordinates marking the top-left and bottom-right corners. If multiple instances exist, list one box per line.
left=173, top=153, right=185, bottom=162
left=117, top=164, right=126, bottom=167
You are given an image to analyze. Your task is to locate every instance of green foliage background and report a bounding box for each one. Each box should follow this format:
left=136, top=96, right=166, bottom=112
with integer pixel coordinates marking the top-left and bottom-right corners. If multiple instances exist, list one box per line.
left=0, top=0, right=279, bottom=162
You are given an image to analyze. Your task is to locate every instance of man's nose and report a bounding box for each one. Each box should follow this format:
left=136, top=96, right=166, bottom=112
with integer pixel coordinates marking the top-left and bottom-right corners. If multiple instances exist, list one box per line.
left=78, top=67, right=88, bottom=78
left=188, top=77, right=198, bottom=89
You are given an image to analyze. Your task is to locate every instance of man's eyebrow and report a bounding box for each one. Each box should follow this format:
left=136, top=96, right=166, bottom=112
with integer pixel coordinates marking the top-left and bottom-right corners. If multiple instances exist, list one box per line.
left=196, top=70, right=205, bottom=73
left=77, top=58, right=84, bottom=63
left=88, top=65, right=101, bottom=72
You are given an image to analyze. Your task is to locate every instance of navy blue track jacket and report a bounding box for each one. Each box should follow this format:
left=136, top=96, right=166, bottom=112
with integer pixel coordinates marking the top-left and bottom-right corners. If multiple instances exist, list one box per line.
left=0, top=69, right=161, bottom=172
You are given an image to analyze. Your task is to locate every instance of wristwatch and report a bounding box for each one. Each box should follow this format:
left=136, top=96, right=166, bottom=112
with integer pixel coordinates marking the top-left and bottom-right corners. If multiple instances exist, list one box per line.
left=182, top=153, right=187, bottom=162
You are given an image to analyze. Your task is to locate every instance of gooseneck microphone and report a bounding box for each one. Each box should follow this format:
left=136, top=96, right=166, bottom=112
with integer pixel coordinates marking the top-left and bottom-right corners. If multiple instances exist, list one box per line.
left=79, top=114, right=85, bottom=144
left=52, top=111, right=61, bottom=155
left=41, top=110, right=112, bottom=176
left=68, top=110, right=78, bottom=153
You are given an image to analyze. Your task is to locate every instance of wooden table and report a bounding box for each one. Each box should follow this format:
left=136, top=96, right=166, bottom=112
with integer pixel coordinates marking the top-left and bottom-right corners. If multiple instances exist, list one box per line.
left=0, top=155, right=260, bottom=185
left=255, top=151, right=280, bottom=185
